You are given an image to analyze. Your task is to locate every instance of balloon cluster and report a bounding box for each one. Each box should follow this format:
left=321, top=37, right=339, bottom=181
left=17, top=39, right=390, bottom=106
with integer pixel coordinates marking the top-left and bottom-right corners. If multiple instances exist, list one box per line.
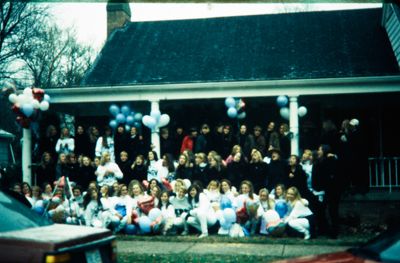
left=224, top=97, right=246, bottom=119
left=128, top=208, right=163, bottom=235
left=8, top=87, right=50, bottom=128
left=217, top=197, right=237, bottom=231
left=276, top=95, right=307, bottom=120
left=142, top=109, right=170, bottom=132
left=108, top=104, right=143, bottom=131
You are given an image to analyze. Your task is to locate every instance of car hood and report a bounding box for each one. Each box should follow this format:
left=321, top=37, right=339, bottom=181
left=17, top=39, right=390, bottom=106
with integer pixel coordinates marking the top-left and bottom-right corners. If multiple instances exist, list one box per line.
left=273, top=251, right=379, bottom=263
left=0, top=224, right=112, bottom=251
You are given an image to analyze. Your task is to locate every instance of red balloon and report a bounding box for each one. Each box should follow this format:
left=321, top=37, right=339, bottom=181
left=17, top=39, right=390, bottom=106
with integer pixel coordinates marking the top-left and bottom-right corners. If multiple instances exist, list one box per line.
left=11, top=105, right=21, bottom=114
left=32, top=88, right=44, bottom=102
left=16, top=116, right=30, bottom=128
left=32, top=87, right=44, bottom=94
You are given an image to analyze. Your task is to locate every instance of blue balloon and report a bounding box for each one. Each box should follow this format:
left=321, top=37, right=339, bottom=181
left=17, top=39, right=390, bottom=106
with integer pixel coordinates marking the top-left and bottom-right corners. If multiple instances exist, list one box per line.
left=276, top=95, right=288, bottom=107
left=126, top=115, right=135, bottom=125
left=148, top=208, right=162, bottom=221
left=221, top=221, right=232, bottom=230
left=275, top=201, right=288, bottom=218
left=225, top=97, right=236, bottom=108
left=116, top=113, right=126, bottom=124
left=121, top=105, right=131, bottom=116
left=220, top=196, right=232, bottom=210
left=22, top=104, right=34, bottom=117
left=109, top=104, right=120, bottom=116
left=125, top=125, right=131, bottom=132
left=138, top=216, right=152, bottom=233
left=133, top=121, right=141, bottom=128
left=227, top=107, right=237, bottom=118
left=223, top=208, right=236, bottom=223
left=109, top=120, right=118, bottom=129
left=237, top=112, right=246, bottom=120
left=134, top=113, right=143, bottom=121
left=125, top=224, right=137, bottom=235
left=33, top=206, right=44, bottom=216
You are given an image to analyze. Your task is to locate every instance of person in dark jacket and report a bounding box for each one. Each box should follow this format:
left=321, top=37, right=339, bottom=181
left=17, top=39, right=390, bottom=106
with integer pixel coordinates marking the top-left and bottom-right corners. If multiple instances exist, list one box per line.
left=117, top=151, right=132, bottom=184
left=192, top=153, right=209, bottom=189
left=128, top=126, right=145, bottom=162
left=278, top=123, right=291, bottom=161
left=74, top=125, right=91, bottom=158
left=130, top=154, right=148, bottom=183
left=226, top=151, right=247, bottom=189
left=194, top=124, right=212, bottom=154
left=175, top=154, right=193, bottom=181
left=247, top=149, right=268, bottom=193
left=77, top=156, right=97, bottom=190
left=267, top=149, right=287, bottom=191
left=160, top=128, right=176, bottom=157
left=35, top=152, right=56, bottom=188
left=235, top=124, right=255, bottom=161
left=312, top=144, right=340, bottom=238
left=114, top=125, right=129, bottom=163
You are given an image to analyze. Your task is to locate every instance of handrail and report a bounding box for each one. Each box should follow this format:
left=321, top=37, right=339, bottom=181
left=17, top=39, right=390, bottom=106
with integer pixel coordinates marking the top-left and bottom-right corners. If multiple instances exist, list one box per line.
left=368, top=157, right=400, bottom=193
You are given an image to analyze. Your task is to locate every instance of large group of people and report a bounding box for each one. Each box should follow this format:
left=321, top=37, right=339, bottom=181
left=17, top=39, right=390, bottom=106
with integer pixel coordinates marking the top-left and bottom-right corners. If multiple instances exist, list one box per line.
left=10, top=118, right=366, bottom=239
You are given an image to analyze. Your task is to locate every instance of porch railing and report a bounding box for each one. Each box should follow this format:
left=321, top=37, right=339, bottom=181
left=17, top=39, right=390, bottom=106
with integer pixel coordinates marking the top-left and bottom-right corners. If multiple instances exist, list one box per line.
left=369, top=157, right=400, bottom=192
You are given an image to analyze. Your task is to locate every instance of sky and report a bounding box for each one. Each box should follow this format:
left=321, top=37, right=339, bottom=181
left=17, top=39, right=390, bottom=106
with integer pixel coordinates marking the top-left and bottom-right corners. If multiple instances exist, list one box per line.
left=50, top=3, right=382, bottom=52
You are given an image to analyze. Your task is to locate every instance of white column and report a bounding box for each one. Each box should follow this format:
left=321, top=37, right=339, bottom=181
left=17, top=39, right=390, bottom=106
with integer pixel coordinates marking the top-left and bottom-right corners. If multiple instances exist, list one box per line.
left=150, top=100, right=161, bottom=157
left=22, top=128, right=32, bottom=184
left=289, top=96, right=299, bottom=156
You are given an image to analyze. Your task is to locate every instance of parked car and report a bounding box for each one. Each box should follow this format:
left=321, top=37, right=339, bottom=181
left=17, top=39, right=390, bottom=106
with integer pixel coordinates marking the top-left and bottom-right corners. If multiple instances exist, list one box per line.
left=273, top=227, right=400, bottom=263
left=0, top=190, right=117, bottom=263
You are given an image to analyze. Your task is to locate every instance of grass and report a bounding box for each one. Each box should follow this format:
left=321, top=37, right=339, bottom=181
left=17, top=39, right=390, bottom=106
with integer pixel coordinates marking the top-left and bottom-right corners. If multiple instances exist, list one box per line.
left=116, top=227, right=381, bottom=262
left=116, top=232, right=376, bottom=247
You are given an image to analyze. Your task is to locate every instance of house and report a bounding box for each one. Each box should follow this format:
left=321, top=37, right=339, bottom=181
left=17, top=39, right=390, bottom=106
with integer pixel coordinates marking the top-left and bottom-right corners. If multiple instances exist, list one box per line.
left=46, top=3, right=400, bottom=158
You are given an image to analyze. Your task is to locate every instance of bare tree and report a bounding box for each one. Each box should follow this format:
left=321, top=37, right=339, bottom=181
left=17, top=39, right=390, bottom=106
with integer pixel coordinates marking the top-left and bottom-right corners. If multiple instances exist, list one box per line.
left=0, top=1, right=48, bottom=79
left=19, top=25, right=95, bottom=88
left=53, top=31, right=95, bottom=88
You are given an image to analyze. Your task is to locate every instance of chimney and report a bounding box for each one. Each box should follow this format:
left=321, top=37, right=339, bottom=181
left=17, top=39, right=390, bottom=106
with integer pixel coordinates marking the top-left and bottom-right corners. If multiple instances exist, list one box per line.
left=107, top=0, right=131, bottom=37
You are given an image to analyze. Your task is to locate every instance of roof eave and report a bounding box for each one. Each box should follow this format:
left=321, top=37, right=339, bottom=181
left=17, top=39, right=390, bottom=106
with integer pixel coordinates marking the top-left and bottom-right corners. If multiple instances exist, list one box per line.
left=46, top=75, right=400, bottom=104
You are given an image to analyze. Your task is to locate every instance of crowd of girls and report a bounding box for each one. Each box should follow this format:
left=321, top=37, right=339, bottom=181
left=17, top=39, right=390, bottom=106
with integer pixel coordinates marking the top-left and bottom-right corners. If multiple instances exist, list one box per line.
left=10, top=118, right=362, bottom=239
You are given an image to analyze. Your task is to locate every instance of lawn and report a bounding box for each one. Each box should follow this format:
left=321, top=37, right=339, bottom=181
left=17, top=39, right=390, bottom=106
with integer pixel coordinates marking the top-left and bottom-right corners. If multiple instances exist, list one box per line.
left=116, top=232, right=376, bottom=246
left=116, top=232, right=377, bottom=263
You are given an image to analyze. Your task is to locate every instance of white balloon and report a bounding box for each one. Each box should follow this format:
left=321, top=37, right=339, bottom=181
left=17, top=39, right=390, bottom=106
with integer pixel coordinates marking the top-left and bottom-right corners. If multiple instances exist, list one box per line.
left=23, top=87, right=33, bottom=96
left=44, top=94, right=51, bottom=102
left=142, top=115, right=156, bottom=129
left=158, top=114, right=170, bottom=127
left=8, top=94, right=17, bottom=104
left=39, top=101, right=50, bottom=111
left=17, top=94, right=28, bottom=105
left=150, top=110, right=161, bottom=123
left=32, top=99, right=40, bottom=109
left=298, top=106, right=308, bottom=117
left=280, top=107, right=290, bottom=120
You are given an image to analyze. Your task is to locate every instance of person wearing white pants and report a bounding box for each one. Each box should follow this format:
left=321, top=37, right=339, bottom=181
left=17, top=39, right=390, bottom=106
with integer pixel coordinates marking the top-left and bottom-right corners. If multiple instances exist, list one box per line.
left=169, top=187, right=191, bottom=235
left=284, top=186, right=313, bottom=240
left=187, top=184, right=217, bottom=238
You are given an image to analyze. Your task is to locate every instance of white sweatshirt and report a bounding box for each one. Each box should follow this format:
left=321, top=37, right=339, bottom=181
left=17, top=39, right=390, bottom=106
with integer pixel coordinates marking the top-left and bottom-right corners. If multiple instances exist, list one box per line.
left=96, top=162, right=123, bottom=187
left=284, top=199, right=313, bottom=223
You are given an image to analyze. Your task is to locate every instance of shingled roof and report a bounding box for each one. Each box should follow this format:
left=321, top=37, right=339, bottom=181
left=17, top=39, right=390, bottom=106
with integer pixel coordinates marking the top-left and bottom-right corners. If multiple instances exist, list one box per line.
left=81, top=8, right=399, bottom=86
